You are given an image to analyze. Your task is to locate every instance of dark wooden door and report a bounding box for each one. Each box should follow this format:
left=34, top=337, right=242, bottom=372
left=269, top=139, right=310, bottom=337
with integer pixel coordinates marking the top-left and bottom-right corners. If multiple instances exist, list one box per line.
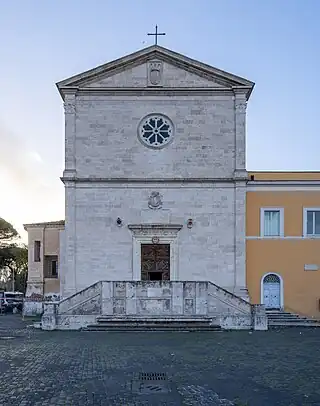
left=141, top=244, right=170, bottom=281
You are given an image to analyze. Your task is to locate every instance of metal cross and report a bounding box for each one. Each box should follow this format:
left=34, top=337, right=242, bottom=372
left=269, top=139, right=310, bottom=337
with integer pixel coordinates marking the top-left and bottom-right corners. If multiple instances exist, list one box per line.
left=147, top=25, right=166, bottom=45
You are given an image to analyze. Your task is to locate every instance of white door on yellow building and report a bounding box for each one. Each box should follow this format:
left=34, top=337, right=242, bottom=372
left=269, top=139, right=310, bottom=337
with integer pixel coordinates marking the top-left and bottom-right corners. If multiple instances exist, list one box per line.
left=262, top=274, right=281, bottom=309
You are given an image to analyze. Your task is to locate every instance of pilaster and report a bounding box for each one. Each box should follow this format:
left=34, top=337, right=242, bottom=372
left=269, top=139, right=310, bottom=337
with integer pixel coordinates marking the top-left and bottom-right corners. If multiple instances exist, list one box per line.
left=63, top=92, right=76, bottom=178
left=234, top=181, right=248, bottom=301
left=234, top=91, right=247, bottom=177
left=62, top=181, right=77, bottom=298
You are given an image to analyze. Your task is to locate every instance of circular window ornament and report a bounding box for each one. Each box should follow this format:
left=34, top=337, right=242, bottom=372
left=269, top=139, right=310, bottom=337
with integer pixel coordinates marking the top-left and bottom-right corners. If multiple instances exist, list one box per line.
left=138, top=114, right=174, bottom=148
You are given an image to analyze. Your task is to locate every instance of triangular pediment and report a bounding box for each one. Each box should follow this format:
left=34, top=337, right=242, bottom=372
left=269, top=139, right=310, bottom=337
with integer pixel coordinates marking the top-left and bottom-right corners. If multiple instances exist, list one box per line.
left=57, top=45, right=254, bottom=99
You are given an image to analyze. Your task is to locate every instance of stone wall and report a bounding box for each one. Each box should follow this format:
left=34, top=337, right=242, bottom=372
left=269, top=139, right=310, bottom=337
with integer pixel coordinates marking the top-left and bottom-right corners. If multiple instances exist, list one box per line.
left=42, top=281, right=267, bottom=331
left=69, top=185, right=240, bottom=295
left=74, top=95, right=236, bottom=179
left=62, top=57, right=248, bottom=299
left=101, top=281, right=208, bottom=316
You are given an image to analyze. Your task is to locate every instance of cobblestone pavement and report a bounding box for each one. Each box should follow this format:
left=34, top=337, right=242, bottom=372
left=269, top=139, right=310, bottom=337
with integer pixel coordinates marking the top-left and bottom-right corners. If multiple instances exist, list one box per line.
left=1, top=315, right=320, bottom=405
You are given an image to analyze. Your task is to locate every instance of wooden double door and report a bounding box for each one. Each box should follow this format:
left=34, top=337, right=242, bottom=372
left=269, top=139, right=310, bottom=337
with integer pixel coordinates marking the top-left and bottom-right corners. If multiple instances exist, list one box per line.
left=141, top=244, right=170, bottom=281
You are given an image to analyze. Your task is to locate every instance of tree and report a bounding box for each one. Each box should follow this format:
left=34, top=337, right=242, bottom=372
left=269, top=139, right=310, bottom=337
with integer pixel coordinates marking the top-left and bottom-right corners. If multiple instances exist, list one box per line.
left=0, top=218, right=27, bottom=293
left=0, top=218, right=19, bottom=245
left=0, top=244, right=28, bottom=293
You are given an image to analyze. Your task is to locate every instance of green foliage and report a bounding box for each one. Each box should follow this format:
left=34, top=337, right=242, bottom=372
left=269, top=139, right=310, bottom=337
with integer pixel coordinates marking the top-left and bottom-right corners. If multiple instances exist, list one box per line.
left=0, top=244, right=28, bottom=293
left=0, top=218, right=19, bottom=245
left=0, top=218, right=27, bottom=293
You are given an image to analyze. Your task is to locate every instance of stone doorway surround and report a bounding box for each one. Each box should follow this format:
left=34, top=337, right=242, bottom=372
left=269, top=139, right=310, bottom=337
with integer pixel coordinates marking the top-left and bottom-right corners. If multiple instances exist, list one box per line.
left=128, top=224, right=183, bottom=281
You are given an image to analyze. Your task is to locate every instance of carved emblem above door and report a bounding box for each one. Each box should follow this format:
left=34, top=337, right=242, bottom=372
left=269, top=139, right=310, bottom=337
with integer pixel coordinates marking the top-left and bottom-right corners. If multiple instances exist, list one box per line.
left=148, top=61, right=163, bottom=86
left=148, top=191, right=163, bottom=209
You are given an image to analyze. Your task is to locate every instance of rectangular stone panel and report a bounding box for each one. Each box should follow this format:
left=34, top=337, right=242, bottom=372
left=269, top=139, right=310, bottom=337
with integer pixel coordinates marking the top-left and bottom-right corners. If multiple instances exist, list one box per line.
left=137, top=299, right=167, bottom=315
left=113, top=298, right=125, bottom=315
left=102, top=281, right=113, bottom=299
left=172, top=282, right=183, bottom=315
left=125, top=299, right=137, bottom=315
left=136, top=284, right=148, bottom=298
left=184, top=298, right=195, bottom=314
left=101, top=298, right=113, bottom=315
left=126, top=282, right=137, bottom=299
left=114, top=282, right=126, bottom=298
left=183, top=282, right=196, bottom=298
left=196, top=282, right=208, bottom=315
left=147, top=287, right=164, bottom=298
left=162, top=299, right=171, bottom=313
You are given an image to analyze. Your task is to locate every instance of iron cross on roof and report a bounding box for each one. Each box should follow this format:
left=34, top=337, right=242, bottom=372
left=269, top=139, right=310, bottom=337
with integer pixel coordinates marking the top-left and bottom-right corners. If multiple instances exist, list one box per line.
left=147, top=25, right=166, bottom=45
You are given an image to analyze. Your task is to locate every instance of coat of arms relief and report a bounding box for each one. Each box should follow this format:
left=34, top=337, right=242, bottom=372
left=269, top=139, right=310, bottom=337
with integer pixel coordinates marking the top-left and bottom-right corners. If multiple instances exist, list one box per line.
left=148, top=191, right=163, bottom=209
left=148, top=61, right=163, bottom=86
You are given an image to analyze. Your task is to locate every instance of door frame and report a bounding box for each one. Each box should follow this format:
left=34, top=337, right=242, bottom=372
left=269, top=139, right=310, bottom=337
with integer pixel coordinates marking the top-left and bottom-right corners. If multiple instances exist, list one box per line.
left=260, top=272, right=284, bottom=310
left=128, top=224, right=182, bottom=281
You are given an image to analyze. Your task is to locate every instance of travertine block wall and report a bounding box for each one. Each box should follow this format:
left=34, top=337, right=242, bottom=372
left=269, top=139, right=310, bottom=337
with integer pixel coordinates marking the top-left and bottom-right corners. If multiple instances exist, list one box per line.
left=61, top=58, right=248, bottom=299
left=60, top=184, right=246, bottom=297
left=74, top=96, right=236, bottom=179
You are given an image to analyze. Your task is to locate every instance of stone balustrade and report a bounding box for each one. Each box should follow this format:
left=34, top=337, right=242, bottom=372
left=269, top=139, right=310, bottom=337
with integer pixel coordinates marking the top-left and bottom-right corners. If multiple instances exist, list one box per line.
left=41, top=280, right=267, bottom=331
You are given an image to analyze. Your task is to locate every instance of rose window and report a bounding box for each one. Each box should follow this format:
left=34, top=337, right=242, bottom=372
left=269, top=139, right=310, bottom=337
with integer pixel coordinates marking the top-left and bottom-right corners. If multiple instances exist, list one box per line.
left=138, top=114, right=173, bottom=148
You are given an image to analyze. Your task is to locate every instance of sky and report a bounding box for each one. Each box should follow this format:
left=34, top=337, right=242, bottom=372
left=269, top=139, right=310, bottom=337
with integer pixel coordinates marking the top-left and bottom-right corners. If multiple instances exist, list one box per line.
left=0, top=0, right=319, bottom=241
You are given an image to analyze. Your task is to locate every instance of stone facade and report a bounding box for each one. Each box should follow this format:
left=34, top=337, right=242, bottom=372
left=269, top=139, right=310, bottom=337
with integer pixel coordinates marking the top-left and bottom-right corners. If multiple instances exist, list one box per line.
left=57, top=45, right=254, bottom=300
left=23, top=221, right=63, bottom=315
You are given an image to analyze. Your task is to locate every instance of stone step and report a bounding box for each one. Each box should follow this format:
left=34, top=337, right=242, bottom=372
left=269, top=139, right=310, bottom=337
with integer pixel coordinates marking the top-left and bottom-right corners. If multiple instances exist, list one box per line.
left=87, top=323, right=220, bottom=328
left=85, top=316, right=222, bottom=332
left=269, top=320, right=316, bottom=325
left=267, top=314, right=302, bottom=318
left=268, top=316, right=309, bottom=320
left=269, top=322, right=320, bottom=328
left=267, top=313, right=301, bottom=317
left=96, top=318, right=213, bottom=326
left=268, top=317, right=320, bottom=323
left=82, top=325, right=222, bottom=332
left=266, top=310, right=320, bottom=327
left=269, top=318, right=319, bottom=323
left=96, top=316, right=212, bottom=322
left=94, top=322, right=219, bottom=328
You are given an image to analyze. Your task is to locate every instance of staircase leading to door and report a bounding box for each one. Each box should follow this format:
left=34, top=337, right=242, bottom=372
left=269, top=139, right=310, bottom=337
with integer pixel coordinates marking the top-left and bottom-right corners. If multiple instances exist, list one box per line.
left=40, top=281, right=268, bottom=331
left=82, top=316, right=222, bottom=332
left=267, top=310, right=320, bottom=327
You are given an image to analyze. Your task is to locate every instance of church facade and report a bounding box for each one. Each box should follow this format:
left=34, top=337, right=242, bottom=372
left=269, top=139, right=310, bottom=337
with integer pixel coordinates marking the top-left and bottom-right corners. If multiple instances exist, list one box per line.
left=23, top=46, right=320, bottom=327
left=57, top=45, right=251, bottom=302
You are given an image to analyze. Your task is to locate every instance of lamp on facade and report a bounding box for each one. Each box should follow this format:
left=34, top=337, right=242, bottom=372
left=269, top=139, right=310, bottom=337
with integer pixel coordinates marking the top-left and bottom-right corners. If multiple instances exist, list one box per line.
left=187, top=218, right=193, bottom=228
left=116, top=217, right=122, bottom=226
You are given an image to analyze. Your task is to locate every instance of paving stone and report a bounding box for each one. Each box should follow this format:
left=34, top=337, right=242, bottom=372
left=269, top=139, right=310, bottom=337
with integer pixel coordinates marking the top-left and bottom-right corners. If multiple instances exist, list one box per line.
left=0, top=315, right=320, bottom=405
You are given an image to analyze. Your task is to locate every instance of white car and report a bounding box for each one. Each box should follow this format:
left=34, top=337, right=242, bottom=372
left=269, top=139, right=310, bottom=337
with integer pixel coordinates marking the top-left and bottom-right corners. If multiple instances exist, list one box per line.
left=0, top=291, right=24, bottom=313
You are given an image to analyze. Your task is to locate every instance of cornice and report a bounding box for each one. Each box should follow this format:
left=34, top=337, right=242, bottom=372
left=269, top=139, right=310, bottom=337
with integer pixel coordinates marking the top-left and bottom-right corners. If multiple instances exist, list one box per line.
left=128, top=223, right=183, bottom=237
left=62, top=87, right=240, bottom=98
left=56, top=45, right=254, bottom=100
left=128, top=224, right=183, bottom=231
left=23, top=221, right=65, bottom=231
left=248, top=180, right=320, bottom=186
left=60, top=176, right=246, bottom=184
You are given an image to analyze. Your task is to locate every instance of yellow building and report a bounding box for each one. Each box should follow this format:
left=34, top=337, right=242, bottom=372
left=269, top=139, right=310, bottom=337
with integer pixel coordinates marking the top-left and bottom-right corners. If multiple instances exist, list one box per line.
left=247, top=172, right=320, bottom=318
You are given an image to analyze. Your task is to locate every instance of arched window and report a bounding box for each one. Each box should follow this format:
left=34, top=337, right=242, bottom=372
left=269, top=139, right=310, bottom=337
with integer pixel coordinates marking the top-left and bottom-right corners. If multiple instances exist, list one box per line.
left=264, top=274, right=280, bottom=284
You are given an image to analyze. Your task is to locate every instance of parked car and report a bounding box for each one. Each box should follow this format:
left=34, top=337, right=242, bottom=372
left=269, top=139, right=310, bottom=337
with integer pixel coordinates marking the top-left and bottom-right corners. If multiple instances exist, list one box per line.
left=0, top=291, right=24, bottom=313
left=0, top=290, right=4, bottom=313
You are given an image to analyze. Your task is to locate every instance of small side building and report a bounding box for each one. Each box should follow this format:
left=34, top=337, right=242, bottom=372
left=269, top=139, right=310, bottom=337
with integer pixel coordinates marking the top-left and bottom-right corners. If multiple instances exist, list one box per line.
left=23, top=221, right=64, bottom=316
